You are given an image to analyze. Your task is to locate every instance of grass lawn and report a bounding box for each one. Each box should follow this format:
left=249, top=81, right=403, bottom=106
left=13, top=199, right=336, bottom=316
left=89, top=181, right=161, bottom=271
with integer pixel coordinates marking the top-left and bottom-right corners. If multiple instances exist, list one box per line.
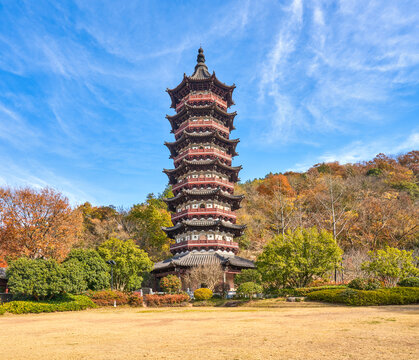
left=1, top=301, right=418, bottom=360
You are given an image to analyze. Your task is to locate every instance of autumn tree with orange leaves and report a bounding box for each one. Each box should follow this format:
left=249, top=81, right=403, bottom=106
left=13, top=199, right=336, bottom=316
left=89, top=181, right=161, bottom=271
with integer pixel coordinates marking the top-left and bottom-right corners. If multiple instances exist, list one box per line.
left=0, top=187, right=83, bottom=262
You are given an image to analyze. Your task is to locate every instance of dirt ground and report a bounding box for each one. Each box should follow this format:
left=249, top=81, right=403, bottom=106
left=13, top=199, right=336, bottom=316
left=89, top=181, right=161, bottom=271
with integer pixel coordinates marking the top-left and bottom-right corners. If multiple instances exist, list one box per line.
left=2, top=302, right=418, bottom=360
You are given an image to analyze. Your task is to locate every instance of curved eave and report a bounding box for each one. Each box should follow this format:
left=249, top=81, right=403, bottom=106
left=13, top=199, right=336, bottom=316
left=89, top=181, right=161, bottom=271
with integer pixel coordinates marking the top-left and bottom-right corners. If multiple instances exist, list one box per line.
left=162, top=219, right=246, bottom=238
left=164, top=131, right=240, bottom=157
left=163, top=188, right=244, bottom=211
left=167, top=73, right=235, bottom=109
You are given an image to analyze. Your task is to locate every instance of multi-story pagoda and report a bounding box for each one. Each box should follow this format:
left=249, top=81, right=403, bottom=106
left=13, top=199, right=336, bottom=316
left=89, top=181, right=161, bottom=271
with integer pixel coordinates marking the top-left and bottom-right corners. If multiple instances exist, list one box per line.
left=152, top=48, right=254, bottom=291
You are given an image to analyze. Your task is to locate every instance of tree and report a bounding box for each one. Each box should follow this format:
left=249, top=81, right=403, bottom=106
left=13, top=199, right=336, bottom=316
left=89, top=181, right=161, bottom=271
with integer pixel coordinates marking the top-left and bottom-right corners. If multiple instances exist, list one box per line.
left=0, top=187, right=83, bottom=261
left=97, top=238, right=153, bottom=291
left=64, top=248, right=110, bottom=291
left=160, top=275, right=182, bottom=293
left=234, top=269, right=262, bottom=286
left=184, top=263, right=224, bottom=291
left=256, top=227, right=343, bottom=288
left=128, top=194, right=173, bottom=261
left=362, top=247, right=419, bottom=287
left=237, top=282, right=263, bottom=298
left=7, top=258, right=66, bottom=300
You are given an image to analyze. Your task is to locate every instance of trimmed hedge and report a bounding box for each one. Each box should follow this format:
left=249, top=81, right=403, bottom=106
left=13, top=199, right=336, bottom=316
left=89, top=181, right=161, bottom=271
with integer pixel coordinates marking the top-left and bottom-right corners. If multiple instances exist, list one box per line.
left=398, top=277, right=419, bottom=287
left=306, top=287, right=419, bottom=306
left=194, top=288, right=213, bottom=300
left=145, top=294, right=189, bottom=307
left=2, top=295, right=96, bottom=314
left=0, top=306, right=5, bottom=315
left=86, top=290, right=129, bottom=306
left=276, top=285, right=346, bottom=297
left=348, top=278, right=381, bottom=290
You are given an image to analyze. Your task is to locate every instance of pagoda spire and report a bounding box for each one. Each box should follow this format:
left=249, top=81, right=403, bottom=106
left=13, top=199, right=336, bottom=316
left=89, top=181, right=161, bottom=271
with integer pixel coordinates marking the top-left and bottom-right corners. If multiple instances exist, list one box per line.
left=190, top=47, right=211, bottom=80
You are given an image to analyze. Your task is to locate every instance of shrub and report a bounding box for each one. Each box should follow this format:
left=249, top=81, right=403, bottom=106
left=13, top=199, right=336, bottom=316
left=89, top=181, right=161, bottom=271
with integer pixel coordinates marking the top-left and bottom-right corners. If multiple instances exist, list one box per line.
left=145, top=294, right=189, bottom=307
left=7, top=258, right=67, bottom=300
left=274, top=285, right=346, bottom=297
left=194, top=288, right=213, bottom=300
left=160, top=275, right=182, bottom=294
left=235, top=269, right=262, bottom=286
left=85, top=290, right=129, bottom=306
left=64, top=248, right=110, bottom=291
left=362, top=247, right=419, bottom=287
left=0, top=306, right=5, bottom=315
left=257, top=227, right=343, bottom=288
left=128, top=292, right=143, bottom=307
left=398, top=277, right=419, bottom=287
left=2, top=294, right=96, bottom=314
left=306, top=287, right=419, bottom=306
left=348, top=278, right=381, bottom=290
left=236, top=282, right=263, bottom=298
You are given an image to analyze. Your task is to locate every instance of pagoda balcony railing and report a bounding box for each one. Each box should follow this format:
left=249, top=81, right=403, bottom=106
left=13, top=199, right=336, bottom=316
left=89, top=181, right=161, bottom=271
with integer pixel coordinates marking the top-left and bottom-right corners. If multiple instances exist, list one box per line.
left=176, top=94, right=227, bottom=112
left=172, top=177, right=235, bottom=192
left=173, top=148, right=232, bottom=165
left=171, top=208, right=236, bottom=222
left=174, top=119, right=229, bottom=138
left=171, top=239, right=239, bottom=250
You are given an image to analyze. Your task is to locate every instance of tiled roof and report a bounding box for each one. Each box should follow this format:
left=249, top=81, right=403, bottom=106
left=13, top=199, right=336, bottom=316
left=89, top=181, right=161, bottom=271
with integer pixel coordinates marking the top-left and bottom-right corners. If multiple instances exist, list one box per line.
left=153, top=250, right=255, bottom=271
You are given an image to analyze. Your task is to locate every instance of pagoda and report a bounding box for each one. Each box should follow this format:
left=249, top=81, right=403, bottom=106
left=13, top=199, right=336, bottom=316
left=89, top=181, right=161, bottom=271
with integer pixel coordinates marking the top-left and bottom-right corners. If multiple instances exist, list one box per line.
left=152, top=48, right=254, bottom=291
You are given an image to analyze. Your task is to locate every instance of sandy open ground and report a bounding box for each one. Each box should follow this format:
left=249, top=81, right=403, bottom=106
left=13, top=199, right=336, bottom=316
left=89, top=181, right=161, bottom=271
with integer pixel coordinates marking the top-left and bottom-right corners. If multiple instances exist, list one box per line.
left=1, top=302, right=418, bottom=360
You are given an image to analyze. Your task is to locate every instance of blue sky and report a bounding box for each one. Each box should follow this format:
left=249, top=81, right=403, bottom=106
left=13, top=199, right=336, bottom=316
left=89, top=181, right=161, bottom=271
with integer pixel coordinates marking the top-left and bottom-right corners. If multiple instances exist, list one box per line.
left=0, top=0, right=418, bottom=207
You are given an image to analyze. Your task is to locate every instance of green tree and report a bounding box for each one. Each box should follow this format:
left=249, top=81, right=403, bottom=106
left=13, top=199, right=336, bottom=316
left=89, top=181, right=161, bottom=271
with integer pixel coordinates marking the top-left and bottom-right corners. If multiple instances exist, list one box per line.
left=236, top=282, right=263, bottom=298
left=234, top=269, right=262, bottom=286
left=64, top=248, right=110, bottom=291
left=128, top=194, right=173, bottom=261
left=256, top=227, right=343, bottom=288
left=7, top=258, right=66, bottom=300
left=362, top=247, right=419, bottom=287
left=160, top=274, right=181, bottom=293
left=61, top=259, right=88, bottom=294
left=97, top=238, right=153, bottom=291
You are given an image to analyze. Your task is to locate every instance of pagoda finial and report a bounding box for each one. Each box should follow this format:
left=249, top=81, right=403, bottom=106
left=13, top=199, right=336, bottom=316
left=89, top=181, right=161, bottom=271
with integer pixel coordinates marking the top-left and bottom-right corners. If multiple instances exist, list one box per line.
left=197, top=47, right=205, bottom=64
left=190, top=47, right=211, bottom=79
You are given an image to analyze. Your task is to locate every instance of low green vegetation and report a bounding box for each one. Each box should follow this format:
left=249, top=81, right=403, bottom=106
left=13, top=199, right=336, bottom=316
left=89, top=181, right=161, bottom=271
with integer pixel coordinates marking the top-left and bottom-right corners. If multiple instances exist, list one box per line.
left=256, top=227, right=343, bottom=289
left=159, top=275, right=182, bottom=294
left=398, top=277, right=419, bottom=287
left=348, top=278, right=381, bottom=290
left=194, top=288, right=213, bottom=300
left=1, top=294, right=96, bottom=314
left=306, top=287, right=419, bottom=306
left=237, top=282, right=263, bottom=298
left=362, top=247, right=418, bottom=287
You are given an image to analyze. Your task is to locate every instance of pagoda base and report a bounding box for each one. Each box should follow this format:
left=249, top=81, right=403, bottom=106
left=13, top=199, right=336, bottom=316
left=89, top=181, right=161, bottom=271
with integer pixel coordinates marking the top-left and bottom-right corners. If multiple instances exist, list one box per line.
left=151, top=250, right=255, bottom=292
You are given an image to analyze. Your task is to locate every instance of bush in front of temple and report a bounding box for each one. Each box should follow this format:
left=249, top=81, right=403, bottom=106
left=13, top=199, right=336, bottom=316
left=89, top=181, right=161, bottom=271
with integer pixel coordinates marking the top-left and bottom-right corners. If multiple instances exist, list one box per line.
left=160, top=275, right=182, bottom=294
left=194, top=288, right=213, bottom=300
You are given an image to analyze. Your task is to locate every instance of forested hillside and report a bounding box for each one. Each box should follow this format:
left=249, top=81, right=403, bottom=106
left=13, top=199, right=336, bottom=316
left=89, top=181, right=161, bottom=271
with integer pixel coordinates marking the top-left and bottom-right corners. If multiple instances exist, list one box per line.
left=236, top=151, right=418, bottom=259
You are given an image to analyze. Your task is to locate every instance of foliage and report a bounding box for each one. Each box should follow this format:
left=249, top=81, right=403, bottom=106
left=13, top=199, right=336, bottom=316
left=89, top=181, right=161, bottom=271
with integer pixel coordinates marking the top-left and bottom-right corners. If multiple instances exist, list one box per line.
left=128, top=193, right=173, bottom=261
left=194, top=288, right=213, bottom=300
left=61, top=259, right=88, bottom=294
left=236, top=151, right=419, bottom=253
left=234, top=269, right=262, bottom=286
left=256, top=227, right=343, bottom=288
left=145, top=294, right=189, bottom=307
left=7, top=258, right=67, bottom=300
left=85, top=290, right=129, bottom=306
left=160, top=275, right=181, bottom=294
left=274, top=285, right=346, bottom=297
left=348, top=278, right=381, bottom=290
left=128, top=292, right=144, bottom=307
left=2, top=294, right=96, bottom=314
left=97, top=238, right=153, bottom=291
left=236, top=282, right=263, bottom=298
left=184, top=263, right=224, bottom=291
left=0, top=186, right=83, bottom=261
left=362, top=247, right=419, bottom=287
left=64, top=248, right=110, bottom=291
left=0, top=306, right=5, bottom=315
left=306, top=287, right=419, bottom=306
left=398, top=277, right=419, bottom=287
